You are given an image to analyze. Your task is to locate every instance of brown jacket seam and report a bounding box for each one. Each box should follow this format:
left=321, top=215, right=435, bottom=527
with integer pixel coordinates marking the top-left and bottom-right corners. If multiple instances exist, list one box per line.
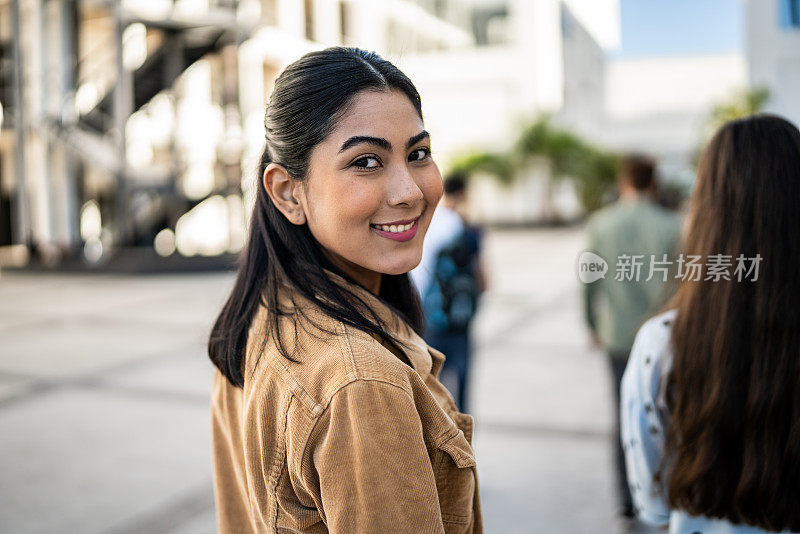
left=253, top=352, right=321, bottom=417
left=269, top=391, right=292, bottom=531
left=338, top=321, right=360, bottom=382
left=258, top=310, right=356, bottom=417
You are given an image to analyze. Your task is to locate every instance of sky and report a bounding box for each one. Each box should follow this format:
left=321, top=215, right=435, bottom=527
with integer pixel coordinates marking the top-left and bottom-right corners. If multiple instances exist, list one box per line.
left=616, top=0, right=744, bottom=57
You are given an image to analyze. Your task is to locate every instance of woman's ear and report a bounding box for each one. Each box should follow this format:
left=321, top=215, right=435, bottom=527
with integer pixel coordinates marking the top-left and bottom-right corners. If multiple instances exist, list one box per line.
left=263, top=163, right=307, bottom=225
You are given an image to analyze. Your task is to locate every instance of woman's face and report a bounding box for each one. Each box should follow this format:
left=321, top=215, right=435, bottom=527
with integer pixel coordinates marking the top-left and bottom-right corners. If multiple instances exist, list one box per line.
left=298, top=89, right=443, bottom=291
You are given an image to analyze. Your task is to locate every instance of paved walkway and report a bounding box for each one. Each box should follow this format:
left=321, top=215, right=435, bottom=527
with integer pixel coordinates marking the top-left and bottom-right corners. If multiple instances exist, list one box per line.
left=0, top=227, right=657, bottom=533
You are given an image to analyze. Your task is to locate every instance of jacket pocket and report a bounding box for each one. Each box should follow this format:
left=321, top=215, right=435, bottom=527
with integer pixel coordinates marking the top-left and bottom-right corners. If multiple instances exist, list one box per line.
left=435, top=429, right=477, bottom=531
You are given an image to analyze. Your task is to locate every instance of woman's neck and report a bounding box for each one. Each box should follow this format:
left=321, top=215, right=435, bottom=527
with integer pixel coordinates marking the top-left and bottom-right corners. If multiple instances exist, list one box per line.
left=324, top=251, right=382, bottom=294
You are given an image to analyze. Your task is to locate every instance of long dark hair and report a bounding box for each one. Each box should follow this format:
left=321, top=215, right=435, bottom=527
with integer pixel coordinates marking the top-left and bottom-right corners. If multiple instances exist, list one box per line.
left=208, top=47, right=425, bottom=387
left=663, top=114, right=800, bottom=531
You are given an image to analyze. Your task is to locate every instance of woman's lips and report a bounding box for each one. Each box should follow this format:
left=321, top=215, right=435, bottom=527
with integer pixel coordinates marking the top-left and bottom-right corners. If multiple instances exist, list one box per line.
left=370, top=217, right=419, bottom=242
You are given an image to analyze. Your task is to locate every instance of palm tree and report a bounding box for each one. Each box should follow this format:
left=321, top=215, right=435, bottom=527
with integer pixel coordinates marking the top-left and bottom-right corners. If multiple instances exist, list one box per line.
left=709, top=87, right=770, bottom=130
left=693, top=87, right=770, bottom=168
left=449, top=117, right=618, bottom=221
left=515, top=118, right=618, bottom=218
left=449, top=150, right=516, bottom=186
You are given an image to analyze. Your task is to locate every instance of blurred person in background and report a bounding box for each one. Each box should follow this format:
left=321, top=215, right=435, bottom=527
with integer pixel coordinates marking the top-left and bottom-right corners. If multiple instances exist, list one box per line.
left=622, top=115, right=800, bottom=533
left=583, top=154, right=681, bottom=518
left=412, top=173, right=486, bottom=413
left=208, top=47, right=481, bottom=533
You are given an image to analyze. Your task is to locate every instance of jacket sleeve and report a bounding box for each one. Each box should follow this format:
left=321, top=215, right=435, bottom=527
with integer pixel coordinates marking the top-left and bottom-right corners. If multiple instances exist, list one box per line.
left=303, top=379, right=445, bottom=534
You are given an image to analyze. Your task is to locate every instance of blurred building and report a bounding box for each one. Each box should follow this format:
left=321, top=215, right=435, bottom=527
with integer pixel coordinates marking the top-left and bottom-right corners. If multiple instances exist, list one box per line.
left=747, top=0, right=800, bottom=127
left=3, top=0, right=798, bottom=250
left=418, top=0, right=799, bottom=223
left=603, top=0, right=800, bottom=188
left=398, top=0, right=616, bottom=158
left=1, top=0, right=249, bottom=265
left=603, top=53, right=747, bottom=185
left=0, top=0, right=472, bottom=267
left=396, top=0, right=620, bottom=223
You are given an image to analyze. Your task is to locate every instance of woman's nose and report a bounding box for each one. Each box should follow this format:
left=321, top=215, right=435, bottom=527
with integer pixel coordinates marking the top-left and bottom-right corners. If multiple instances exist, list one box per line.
left=387, top=167, right=424, bottom=207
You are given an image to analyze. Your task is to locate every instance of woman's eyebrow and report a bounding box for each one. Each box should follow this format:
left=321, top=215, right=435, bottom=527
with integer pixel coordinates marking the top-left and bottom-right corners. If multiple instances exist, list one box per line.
left=338, top=130, right=430, bottom=153
left=406, top=130, right=430, bottom=149
left=339, top=136, right=391, bottom=153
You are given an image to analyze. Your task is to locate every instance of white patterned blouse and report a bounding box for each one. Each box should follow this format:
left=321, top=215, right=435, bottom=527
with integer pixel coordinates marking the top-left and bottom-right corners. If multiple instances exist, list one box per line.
left=621, top=310, right=796, bottom=534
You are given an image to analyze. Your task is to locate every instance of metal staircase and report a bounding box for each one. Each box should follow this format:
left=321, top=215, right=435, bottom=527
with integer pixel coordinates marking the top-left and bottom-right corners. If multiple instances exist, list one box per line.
left=37, top=0, right=251, bottom=258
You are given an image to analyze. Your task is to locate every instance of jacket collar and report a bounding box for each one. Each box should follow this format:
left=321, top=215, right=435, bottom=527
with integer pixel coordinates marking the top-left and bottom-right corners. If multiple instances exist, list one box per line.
left=279, top=270, right=437, bottom=380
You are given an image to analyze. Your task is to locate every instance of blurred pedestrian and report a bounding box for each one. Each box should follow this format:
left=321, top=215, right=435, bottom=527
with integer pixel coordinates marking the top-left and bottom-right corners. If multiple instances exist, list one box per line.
left=621, top=114, right=800, bottom=533
left=412, top=173, right=486, bottom=413
left=583, top=154, right=681, bottom=518
left=208, top=48, right=482, bottom=534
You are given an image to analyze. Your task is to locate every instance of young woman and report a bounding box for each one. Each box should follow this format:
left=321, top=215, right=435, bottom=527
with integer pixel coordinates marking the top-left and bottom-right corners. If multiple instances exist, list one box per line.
left=621, top=115, right=800, bottom=533
left=208, top=47, right=481, bottom=534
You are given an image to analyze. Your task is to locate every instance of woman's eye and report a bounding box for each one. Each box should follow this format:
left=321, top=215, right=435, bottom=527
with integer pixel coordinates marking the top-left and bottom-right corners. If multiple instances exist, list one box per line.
left=409, top=148, right=431, bottom=162
left=352, top=156, right=381, bottom=169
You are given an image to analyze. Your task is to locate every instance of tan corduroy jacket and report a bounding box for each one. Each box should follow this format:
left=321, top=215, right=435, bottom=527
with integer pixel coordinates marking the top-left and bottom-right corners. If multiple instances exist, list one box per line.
left=211, top=276, right=482, bottom=533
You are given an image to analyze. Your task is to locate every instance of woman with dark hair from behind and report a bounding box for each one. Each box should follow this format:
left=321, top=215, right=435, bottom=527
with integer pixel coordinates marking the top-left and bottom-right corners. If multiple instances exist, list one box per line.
left=207, top=47, right=481, bottom=533
left=621, top=114, right=800, bottom=533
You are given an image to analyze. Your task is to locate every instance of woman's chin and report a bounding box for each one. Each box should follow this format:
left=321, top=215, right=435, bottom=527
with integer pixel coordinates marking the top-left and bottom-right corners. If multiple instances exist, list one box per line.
left=377, top=257, right=421, bottom=276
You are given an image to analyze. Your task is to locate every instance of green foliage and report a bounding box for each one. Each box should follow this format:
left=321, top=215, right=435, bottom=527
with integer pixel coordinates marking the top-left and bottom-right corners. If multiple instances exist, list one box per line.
left=448, top=150, right=517, bottom=186
left=515, top=118, right=587, bottom=178
left=709, top=88, right=770, bottom=130
left=572, top=149, right=619, bottom=212
left=448, top=117, right=618, bottom=212
left=694, top=87, right=770, bottom=169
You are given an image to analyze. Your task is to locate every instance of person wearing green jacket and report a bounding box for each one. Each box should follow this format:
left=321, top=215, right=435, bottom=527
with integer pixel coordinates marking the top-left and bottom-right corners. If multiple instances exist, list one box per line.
left=584, top=154, right=681, bottom=519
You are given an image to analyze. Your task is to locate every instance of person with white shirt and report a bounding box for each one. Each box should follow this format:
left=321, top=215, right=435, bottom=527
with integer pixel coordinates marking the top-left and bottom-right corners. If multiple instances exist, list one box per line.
left=412, top=174, right=485, bottom=412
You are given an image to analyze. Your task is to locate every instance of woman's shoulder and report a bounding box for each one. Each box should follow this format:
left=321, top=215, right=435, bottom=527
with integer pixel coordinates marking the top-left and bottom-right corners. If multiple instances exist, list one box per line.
left=245, top=301, right=419, bottom=416
left=633, top=309, right=676, bottom=358
left=625, top=309, right=677, bottom=400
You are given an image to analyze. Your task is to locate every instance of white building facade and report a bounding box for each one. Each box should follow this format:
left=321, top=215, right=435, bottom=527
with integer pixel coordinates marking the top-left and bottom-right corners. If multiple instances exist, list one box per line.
left=393, top=0, right=617, bottom=223
left=746, top=0, right=800, bottom=127
left=602, top=53, right=748, bottom=185
left=602, top=0, right=800, bottom=187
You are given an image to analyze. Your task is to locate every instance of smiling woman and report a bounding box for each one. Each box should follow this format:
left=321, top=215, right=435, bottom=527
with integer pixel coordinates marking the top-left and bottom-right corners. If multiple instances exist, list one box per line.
left=207, top=48, right=482, bottom=534
left=271, top=89, right=441, bottom=293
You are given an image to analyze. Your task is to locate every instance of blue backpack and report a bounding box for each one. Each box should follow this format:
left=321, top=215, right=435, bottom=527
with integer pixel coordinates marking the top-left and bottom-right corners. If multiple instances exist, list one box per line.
left=423, top=228, right=481, bottom=334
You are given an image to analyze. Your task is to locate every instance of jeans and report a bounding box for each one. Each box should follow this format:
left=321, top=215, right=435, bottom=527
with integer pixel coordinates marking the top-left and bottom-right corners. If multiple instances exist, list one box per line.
left=609, top=350, right=633, bottom=514
left=425, top=330, right=472, bottom=413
